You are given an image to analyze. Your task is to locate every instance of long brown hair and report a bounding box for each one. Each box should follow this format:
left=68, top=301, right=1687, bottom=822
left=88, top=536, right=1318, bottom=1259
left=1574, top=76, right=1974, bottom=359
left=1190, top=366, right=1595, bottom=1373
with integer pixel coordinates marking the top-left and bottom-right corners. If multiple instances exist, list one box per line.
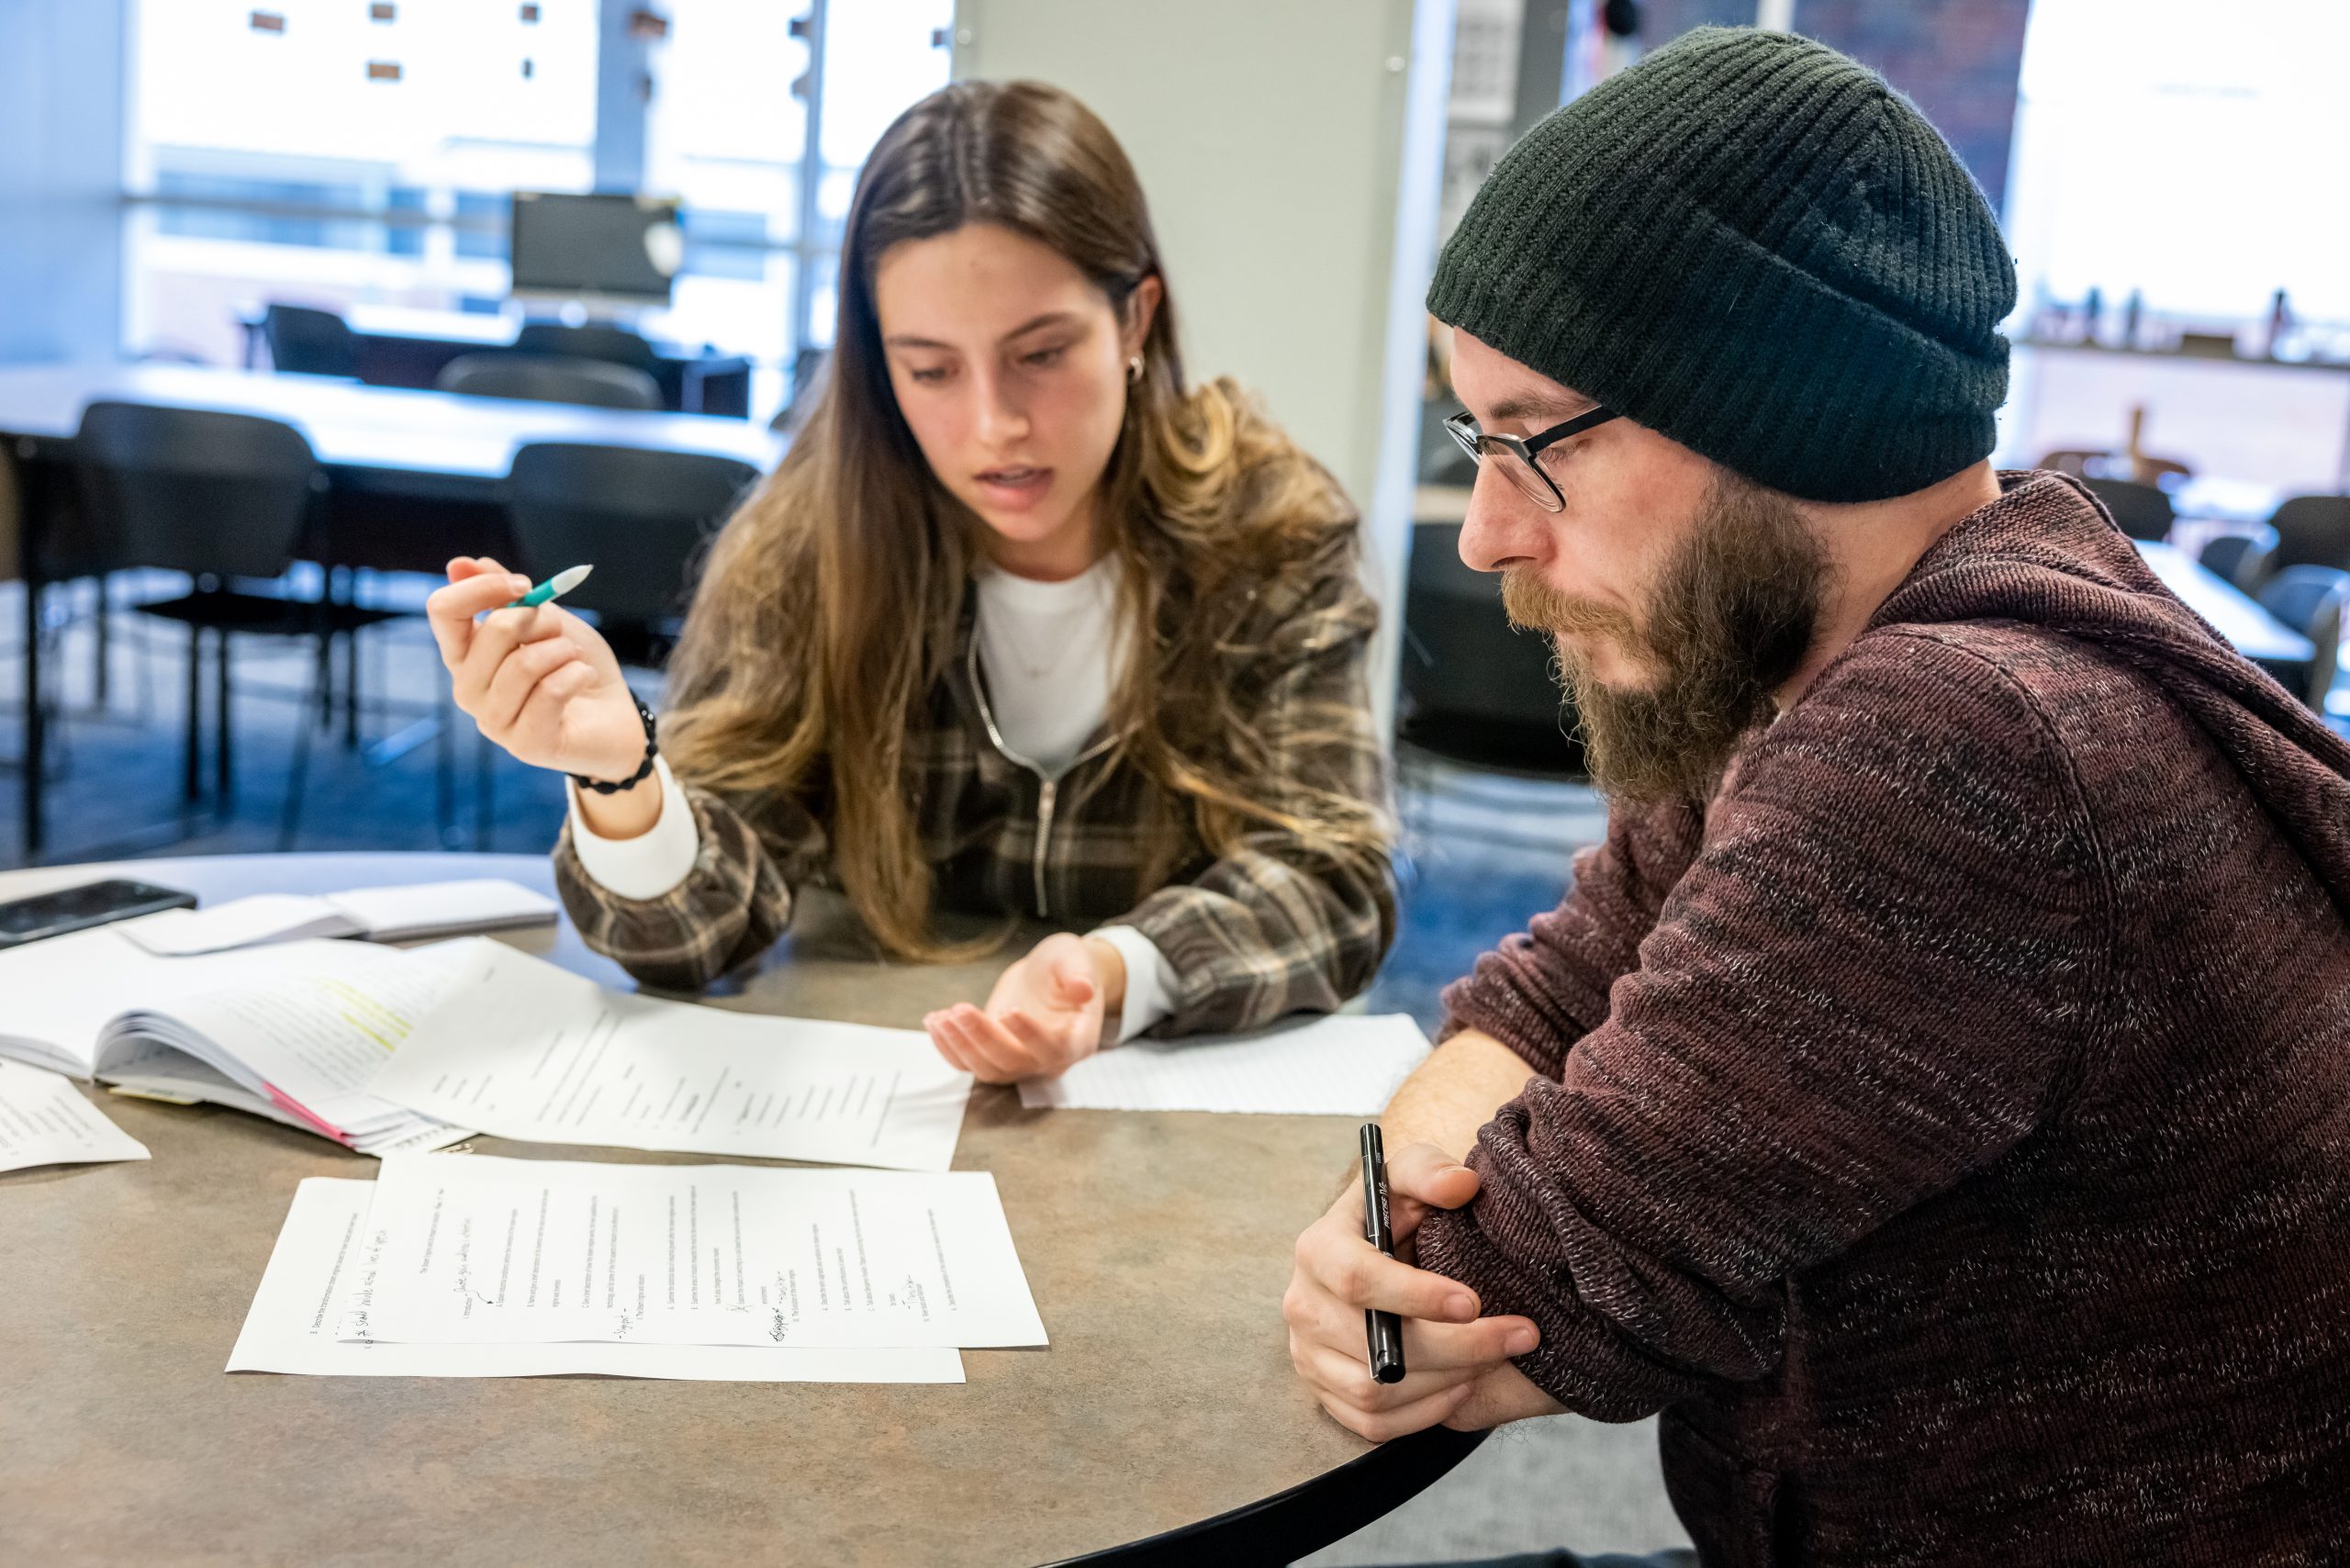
left=661, top=79, right=1383, bottom=958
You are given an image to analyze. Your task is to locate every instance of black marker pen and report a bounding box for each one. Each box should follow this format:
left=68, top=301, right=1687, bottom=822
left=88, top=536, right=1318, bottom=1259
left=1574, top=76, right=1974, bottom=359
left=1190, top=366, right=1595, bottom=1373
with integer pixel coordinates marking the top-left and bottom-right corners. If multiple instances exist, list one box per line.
left=1359, top=1121, right=1406, bottom=1383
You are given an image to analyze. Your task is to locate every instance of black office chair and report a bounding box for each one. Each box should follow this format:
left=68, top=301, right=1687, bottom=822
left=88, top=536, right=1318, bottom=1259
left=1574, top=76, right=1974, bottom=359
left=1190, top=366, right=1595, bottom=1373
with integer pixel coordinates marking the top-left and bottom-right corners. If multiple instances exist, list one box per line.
left=1396, top=521, right=1585, bottom=781
left=514, top=321, right=663, bottom=379
left=2085, top=477, right=2176, bottom=543
left=2255, top=566, right=2349, bottom=709
left=2267, top=494, right=2350, bottom=574
left=504, top=442, right=760, bottom=655
left=464, top=442, right=759, bottom=846
left=2198, top=529, right=2277, bottom=596
left=435, top=353, right=663, bottom=411
left=70, top=401, right=398, bottom=844
left=260, top=304, right=360, bottom=379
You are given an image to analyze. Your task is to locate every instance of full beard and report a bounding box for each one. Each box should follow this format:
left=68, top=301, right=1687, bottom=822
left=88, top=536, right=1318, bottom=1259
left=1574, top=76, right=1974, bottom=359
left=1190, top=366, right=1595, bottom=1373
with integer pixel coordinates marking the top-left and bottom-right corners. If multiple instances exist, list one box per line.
left=1502, top=474, right=1833, bottom=805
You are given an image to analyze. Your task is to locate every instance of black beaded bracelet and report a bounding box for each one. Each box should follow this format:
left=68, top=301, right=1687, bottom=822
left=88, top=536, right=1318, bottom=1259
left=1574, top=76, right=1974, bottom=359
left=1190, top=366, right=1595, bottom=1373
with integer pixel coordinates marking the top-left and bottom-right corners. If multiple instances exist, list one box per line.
left=573, top=693, right=659, bottom=795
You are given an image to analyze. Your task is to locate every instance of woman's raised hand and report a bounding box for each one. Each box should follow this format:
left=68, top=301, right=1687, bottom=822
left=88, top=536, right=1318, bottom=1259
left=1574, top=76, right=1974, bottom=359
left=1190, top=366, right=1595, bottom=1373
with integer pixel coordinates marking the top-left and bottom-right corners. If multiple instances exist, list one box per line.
left=425, top=555, right=643, bottom=783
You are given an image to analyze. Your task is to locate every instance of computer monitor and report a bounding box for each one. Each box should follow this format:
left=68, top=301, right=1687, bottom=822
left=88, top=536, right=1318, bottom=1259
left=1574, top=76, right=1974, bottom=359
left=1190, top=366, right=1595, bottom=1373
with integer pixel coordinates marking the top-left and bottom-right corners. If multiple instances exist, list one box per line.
left=508, top=192, right=684, bottom=310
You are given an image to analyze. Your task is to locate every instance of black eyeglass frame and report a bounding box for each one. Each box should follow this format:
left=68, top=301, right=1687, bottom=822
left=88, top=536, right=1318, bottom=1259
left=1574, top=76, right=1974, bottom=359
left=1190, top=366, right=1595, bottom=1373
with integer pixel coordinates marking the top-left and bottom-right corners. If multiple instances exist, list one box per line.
left=1443, top=404, right=1621, bottom=512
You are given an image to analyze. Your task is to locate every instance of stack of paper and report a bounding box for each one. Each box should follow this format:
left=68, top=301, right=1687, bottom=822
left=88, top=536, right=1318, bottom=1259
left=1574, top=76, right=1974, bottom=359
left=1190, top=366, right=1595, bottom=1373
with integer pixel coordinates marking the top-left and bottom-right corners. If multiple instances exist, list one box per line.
left=118, top=879, right=556, bottom=957
left=230, top=1153, right=1051, bottom=1382
left=0, top=1059, right=150, bottom=1174
left=370, top=938, right=973, bottom=1170
left=1018, top=1012, right=1432, bottom=1115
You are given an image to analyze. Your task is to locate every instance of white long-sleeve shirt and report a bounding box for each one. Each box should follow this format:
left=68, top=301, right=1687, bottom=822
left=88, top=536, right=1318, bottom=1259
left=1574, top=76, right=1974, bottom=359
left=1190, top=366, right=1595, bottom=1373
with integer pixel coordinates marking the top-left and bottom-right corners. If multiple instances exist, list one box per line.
left=570, top=556, right=1180, bottom=1039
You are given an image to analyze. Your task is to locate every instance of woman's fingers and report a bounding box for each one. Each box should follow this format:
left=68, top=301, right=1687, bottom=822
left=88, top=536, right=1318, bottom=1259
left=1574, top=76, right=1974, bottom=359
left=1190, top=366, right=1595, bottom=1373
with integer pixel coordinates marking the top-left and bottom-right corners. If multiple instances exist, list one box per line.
left=924, top=1014, right=975, bottom=1074
left=425, top=564, right=531, bottom=671
left=479, top=633, right=588, bottom=736
left=452, top=604, right=562, bottom=712
left=999, top=1008, right=1077, bottom=1070
left=934, top=1008, right=1028, bottom=1082
left=505, top=660, right=594, bottom=745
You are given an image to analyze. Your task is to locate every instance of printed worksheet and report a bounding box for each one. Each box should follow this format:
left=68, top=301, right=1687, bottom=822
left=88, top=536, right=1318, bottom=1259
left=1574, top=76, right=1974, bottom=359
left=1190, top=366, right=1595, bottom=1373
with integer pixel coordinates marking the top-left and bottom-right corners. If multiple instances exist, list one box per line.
left=1019, top=1012, right=1432, bottom=1115
left=229, top=1179, right=963, bottom=1382
left=350, top=1154, right=1046, bottom=1350
left=0, top=1060, right=150, bottom=1173
left=371, top=939, right=971, bottom=1170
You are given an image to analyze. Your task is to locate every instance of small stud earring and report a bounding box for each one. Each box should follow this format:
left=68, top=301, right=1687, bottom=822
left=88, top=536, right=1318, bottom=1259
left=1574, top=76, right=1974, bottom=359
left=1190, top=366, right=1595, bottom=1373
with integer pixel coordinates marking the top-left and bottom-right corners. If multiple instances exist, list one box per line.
left=1127, top=354, right=1145, bottom=384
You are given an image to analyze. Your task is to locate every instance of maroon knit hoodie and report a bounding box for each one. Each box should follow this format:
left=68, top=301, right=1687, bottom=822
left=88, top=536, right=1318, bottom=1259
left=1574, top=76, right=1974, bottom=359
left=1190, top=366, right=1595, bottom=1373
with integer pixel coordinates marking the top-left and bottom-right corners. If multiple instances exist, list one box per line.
left=1416, top=471, right=2350, bottom=1566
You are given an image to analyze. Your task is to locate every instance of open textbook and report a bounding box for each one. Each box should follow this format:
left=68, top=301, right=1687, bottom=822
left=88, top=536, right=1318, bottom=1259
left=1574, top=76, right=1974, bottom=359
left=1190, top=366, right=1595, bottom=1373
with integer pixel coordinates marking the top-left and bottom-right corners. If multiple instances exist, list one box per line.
left=118, top=879, right=556, bottom=958
left=0, top=926, right=470, bottom=1157
left=229, top=1179, right=965, bottom=1382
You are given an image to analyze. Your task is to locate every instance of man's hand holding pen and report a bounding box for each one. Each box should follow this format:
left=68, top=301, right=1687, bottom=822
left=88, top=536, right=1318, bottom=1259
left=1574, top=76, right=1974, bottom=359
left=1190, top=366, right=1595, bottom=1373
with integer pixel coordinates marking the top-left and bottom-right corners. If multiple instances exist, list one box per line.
left=1282, top=1138, right=1561, bottom=1441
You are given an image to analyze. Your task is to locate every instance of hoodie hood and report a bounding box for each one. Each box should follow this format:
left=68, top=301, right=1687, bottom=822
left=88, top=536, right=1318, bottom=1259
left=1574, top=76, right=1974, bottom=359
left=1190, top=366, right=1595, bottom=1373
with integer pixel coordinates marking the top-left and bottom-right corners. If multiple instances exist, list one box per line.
left=1871, top=468, right=2350, bottom=914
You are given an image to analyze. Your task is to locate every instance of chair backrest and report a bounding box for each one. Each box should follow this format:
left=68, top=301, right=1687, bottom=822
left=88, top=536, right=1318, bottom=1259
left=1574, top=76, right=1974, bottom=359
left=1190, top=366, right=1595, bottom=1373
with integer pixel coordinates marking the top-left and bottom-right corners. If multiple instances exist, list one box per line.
left=2083, top=476, right=2176, bottom=543
left=261, top=303, right=359, bottom=379
left=513, top=321, right=663, bottom=377
left=2266, top=494, right=2350, bottom=573
left=435, top=353, right=663, bottom=411
left=0, top=443, right=20, bottom=585
left=2257, top=565, right=2349, bottom=707
left=503, top=442, right=761, bottom=626
left=2198, top=529, right=2277, bottom=595
left=1396, top=521, right=1585, bottom=773
left=70, top=401, right=320, bottom=579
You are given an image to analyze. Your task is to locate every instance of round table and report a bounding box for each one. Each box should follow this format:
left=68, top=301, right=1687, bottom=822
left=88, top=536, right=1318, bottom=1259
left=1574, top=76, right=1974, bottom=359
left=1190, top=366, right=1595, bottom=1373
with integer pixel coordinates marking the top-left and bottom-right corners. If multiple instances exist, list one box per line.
left=0, top=853, right=1479, bottom=1567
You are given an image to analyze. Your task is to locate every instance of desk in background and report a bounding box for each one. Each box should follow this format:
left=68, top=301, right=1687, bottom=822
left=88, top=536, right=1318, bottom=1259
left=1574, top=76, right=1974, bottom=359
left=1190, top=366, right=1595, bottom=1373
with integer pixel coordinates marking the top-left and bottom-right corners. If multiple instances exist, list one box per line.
left=0, top=363, right=785, bottom=858
left=0, top=853, right=1479, bottom=1566
left=237, top=303, right=756, bottom=419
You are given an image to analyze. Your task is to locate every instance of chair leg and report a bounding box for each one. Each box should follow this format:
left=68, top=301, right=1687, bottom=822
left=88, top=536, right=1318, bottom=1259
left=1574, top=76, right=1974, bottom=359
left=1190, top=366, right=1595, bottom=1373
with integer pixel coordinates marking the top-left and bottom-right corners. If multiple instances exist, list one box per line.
left=92, top=574, right=110, bottom=708
left=183, top=624, right=202, bottom=802
left=436, top=679, right=458, bottom=847
left=315, top=623, right=337, bottom=731
left=215, top=628, right=233, bottom=803
left=343, top=620, right=361, bottom=748
left=475, top=727, right=495, bottom=852
left=314, top=569, right=336, bottom=731
left=280, top=631, right=325, bottom=853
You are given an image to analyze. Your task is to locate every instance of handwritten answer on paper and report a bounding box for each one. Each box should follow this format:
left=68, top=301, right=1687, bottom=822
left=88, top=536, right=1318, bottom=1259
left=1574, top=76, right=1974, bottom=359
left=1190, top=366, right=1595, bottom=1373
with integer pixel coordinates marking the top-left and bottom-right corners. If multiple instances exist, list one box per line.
left=0, top=1061, right=150, bottom=1173
left=226, top=1179, right=964, bottom=1382
left=371, top=940, right=971, bottom=1170
left=348, top=1154, right=1045, bottom=1350
left=1018, top=1012, right=1433, bottom=1115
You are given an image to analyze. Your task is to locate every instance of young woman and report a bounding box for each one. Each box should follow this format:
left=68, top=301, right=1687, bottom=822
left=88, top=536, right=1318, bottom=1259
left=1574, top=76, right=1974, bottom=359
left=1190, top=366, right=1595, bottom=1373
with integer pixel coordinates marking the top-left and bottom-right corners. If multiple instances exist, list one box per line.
left=426, top=80, right=1393, bottom=1082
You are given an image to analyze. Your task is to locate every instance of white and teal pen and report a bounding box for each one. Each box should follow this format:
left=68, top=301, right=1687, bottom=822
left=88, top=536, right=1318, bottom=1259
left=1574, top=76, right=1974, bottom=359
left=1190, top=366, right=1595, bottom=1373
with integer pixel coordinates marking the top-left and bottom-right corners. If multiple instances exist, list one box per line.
left=503, top=564, right=593, bottom=609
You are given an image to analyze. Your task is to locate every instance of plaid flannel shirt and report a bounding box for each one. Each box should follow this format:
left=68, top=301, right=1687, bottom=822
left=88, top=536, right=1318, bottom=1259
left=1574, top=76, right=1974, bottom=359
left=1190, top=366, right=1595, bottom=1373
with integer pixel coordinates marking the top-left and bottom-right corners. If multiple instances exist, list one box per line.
left=551, top=532, right=1397, bottom=1038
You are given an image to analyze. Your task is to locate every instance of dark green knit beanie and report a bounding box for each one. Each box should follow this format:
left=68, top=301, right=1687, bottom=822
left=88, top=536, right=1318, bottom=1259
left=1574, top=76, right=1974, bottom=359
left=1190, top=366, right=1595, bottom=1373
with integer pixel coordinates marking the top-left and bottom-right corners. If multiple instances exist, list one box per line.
left=1427, top=26, right=2014, bottom=503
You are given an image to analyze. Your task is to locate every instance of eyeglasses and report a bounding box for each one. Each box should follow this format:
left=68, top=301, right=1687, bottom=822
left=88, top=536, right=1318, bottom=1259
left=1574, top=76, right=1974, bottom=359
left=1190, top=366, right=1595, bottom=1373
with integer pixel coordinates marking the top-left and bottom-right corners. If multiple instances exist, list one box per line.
left=1443, top=404, right=1620, bottom=513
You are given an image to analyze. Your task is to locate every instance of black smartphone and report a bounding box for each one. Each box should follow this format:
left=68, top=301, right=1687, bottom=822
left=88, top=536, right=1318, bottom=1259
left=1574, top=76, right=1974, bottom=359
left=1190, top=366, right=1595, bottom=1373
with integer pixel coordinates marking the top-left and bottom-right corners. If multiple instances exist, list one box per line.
left=0, top=879, right=198, bottom=948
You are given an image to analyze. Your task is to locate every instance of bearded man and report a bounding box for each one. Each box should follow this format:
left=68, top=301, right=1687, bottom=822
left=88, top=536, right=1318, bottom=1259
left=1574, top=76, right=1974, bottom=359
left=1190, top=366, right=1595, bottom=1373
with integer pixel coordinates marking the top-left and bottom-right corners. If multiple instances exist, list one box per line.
left=1283, top=27, right=2350, bottom=1568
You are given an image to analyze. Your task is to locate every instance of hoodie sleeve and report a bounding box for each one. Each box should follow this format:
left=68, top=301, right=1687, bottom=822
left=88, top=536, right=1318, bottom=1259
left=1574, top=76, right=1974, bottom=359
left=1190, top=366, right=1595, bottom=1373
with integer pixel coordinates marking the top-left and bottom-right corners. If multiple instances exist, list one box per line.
left=1437, top=796, right=1707, bottom=1081
left=1414, top=632, right=2112, bottom=1419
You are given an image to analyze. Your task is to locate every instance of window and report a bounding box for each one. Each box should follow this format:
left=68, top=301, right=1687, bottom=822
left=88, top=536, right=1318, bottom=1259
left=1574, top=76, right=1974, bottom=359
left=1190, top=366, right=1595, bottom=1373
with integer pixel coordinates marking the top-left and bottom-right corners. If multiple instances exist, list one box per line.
left=126, top=0, right=953, bottom=413
left=643, top=0, right=952, bottom=385
left=2006, top=0, right=2350, bottom=334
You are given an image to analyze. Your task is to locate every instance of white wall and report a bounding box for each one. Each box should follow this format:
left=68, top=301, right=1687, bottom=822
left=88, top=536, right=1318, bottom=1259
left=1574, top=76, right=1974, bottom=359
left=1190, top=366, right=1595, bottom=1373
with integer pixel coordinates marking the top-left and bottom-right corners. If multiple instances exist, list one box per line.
left=948, top=0, right=1456, bottom=728
left=0, top=0, right=129, bottom=364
